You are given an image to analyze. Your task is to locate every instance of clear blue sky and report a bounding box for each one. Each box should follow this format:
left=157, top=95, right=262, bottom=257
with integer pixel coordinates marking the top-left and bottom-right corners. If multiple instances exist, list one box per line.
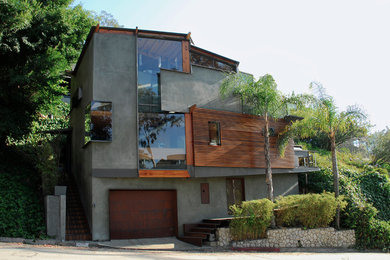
left=75, top=0, right=390, bottom=132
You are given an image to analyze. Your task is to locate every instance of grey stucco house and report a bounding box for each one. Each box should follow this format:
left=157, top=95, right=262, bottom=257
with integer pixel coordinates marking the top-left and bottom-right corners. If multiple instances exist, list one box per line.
left=70, top=25, right=317, bottom=243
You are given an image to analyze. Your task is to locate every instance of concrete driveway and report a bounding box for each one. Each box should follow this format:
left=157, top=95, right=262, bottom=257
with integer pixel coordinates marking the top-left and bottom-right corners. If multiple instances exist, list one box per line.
left=96, top=236, right=203, bottom=251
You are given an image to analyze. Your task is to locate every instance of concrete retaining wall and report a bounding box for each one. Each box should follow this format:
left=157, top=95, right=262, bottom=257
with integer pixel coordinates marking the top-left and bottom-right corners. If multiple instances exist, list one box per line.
left=216, top=227, right=355, bottom=248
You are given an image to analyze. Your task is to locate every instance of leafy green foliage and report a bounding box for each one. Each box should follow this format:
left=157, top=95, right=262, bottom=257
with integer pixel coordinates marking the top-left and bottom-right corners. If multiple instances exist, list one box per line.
left=290, top=83, right=368, bottom=149
left=369, top=128, right=390, bottom=164
left=221, top=73, right=285, bottom=119
left=303, top=146, right=390, bottom=249
left=229, top=199, right=274, bottom=240
left=0, top=0, right=96, bottom=238
left=92, top=10, right=122, bottom=27
left=0, top=148, right=46, bottom=238
left=274, top=192, right=347, bottom=228
left=358, top=172, right=390, bottom=221
left=0, top=0, right=95, bottom=146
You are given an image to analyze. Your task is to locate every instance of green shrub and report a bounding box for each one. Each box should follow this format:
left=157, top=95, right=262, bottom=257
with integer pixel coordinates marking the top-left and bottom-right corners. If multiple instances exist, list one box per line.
left=36, top=142, right=60, bottom=196
left=229, top=199, right=274, bottom=241
left=275, top=192, right=347, bottom=228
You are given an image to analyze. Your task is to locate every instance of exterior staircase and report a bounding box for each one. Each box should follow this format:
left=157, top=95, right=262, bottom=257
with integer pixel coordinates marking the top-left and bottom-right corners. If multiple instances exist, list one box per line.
left=178, top=218, right=232, bottom=247
left=65, top=176, right=92, bottom=241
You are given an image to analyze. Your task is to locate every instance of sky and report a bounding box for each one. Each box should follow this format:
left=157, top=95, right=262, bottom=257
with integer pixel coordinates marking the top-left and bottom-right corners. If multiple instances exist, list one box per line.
left=75, top=0, right=390, bottom=132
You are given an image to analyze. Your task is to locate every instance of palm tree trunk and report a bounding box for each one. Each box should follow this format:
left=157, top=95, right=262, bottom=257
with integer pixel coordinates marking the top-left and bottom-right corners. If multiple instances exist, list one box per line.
left=264, top=113, right=275, bottom=228
left=331, top=133, right=340, bottom=229
left=264, top=113, right=274, bottom=202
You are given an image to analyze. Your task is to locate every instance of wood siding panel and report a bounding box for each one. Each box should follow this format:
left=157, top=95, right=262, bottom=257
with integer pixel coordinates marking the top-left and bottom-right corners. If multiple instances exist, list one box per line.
left=185, top=113, right=194, bottom=165
left=182, top=41, right=191, bottom=73
left=192, top=107, right=295, bottom=168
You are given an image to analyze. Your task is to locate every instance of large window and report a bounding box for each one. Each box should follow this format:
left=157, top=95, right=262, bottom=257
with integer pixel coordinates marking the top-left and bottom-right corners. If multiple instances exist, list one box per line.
left=138, top=113, right=186, bottom=169
left=138, top=38, right=183, bottom=112
left=85, top=101, right=112, bottom=144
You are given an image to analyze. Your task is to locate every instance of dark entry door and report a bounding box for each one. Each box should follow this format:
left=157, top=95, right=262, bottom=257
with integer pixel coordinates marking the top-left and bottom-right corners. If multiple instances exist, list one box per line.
left=109, top=190, right=178, bottom=239
left=226, top=178, right=245, bottom=213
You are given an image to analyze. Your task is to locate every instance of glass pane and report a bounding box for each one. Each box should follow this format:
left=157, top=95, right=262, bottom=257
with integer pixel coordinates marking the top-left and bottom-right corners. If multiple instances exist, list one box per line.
left=138, top=38, right=183, bottom=112
left=208, top=121, right=221, bottom=146
left=139, top=113, right=186, bottom=169
left=90, top=101, right=112, bottom=141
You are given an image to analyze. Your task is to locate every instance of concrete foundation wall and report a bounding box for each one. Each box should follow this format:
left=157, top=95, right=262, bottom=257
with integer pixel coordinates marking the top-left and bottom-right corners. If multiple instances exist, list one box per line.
left=91, top=33, right=138, bottom=170
left=90, top=173, right=298, bottom=241
left=160, top=65, right=242, bottom=113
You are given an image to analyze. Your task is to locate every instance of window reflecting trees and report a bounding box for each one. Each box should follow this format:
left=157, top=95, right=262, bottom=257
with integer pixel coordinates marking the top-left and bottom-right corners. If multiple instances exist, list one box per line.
left=139, top=113, right=186, bottom=169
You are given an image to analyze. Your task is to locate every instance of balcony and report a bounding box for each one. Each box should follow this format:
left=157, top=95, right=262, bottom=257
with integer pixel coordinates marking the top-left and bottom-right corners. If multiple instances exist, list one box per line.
left=294, top=145, right=319, bottom=172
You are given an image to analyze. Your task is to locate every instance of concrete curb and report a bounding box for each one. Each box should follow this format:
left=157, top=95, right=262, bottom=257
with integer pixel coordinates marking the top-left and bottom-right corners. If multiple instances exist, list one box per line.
left=0, top=237, right=96, bottom=248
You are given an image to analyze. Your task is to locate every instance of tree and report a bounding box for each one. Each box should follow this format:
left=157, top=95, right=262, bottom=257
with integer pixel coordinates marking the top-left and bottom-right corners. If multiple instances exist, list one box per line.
left=92, top=10, right=122, bottom=27
left=369, top=127, right=390, bottom=164
left=221, top=73, right=286, bottom=202
left=0, top=0, right=95, bottom=149
left=291, top=82, right=368, bottom=229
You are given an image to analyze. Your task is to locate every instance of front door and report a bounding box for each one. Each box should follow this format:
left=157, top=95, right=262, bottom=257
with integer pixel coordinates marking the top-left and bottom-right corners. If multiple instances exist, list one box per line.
left=226, top=178, right=245, bottom=214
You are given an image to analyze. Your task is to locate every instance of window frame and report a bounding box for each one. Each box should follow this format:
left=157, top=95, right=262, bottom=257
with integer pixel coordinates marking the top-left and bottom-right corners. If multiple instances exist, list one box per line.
left=84, top=100, right=113, bottom=145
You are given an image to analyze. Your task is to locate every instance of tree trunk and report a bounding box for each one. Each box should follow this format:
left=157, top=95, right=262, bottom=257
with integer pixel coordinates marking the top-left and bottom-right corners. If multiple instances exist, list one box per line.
left=264, top=113, right=274, bottom=202
left=331, top=133, right=340, bottom=229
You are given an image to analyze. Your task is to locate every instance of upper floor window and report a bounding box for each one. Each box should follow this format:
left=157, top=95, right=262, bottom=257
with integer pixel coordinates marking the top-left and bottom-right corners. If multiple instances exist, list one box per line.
left=138, top=38, right=183, bottom=112
left=208, top=121, right=221, bottom=146
left=85, top=101, right=112, bottom=144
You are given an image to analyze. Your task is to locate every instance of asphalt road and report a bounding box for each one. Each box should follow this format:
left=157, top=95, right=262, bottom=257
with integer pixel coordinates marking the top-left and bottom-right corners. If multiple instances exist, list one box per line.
left=0, top=243, right=389, bottom=260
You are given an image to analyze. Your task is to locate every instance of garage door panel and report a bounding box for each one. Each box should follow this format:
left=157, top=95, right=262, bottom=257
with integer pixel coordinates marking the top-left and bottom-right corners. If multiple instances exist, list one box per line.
left=109, top=190, right=177, bottom=239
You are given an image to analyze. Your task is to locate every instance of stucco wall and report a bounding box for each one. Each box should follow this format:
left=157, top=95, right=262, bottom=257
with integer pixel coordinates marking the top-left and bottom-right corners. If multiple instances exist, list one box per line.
left=91, top=33, right=138, bottom=171
left=160, top=65, right=242, bottom=113
left=90, top=173, right=298, bottom=241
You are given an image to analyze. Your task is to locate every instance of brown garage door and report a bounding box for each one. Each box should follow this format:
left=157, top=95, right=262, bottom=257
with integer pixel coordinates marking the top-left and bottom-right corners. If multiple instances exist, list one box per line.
left=109, top=190, right=177, bottom=239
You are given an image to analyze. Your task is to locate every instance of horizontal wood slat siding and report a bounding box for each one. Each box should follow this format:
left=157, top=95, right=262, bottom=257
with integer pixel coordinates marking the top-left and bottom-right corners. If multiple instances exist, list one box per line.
left=191, top=107, right=295, bottom=168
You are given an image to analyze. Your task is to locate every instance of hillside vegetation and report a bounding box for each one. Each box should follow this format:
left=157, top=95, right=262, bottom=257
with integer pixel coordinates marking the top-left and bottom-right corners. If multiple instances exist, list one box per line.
left=300, top=143, right=390, bottom=250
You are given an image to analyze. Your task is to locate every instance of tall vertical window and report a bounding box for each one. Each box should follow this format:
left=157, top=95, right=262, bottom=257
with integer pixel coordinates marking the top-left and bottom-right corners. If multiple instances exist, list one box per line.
left=139, top=113, right=186, bottom=169
left=84, top=101, right=112, bottom=144
left=208, top=121, right=221, bottom=146
left=138, top=38, right=183, bottom=112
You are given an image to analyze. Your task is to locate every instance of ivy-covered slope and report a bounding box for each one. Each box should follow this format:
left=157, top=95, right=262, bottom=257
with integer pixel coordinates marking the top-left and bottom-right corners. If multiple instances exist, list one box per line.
left=300, top=145, right=390, bottom=250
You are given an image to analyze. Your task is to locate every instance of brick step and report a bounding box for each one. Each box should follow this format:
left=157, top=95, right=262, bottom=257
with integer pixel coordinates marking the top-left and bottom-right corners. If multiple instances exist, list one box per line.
left=65, top=174, right=91, bottom=241
left=66, top=228, right=90, bottom=234
left=66, top=221, right=89, bottom=227
left=66, top=234, right=92, bottom=241
left=67, top=211, right=87, bottom=216
left=66, top=223, right=89, bottom=229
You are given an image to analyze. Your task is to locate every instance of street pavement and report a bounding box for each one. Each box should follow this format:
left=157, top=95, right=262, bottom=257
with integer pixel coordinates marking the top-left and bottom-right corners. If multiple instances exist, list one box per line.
left=0, top=242, right=389, bottom=260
